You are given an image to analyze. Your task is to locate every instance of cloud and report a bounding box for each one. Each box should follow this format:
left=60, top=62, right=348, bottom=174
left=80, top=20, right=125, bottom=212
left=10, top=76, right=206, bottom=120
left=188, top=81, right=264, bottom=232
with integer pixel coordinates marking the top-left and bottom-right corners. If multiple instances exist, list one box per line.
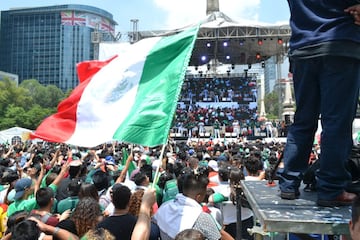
left=153, top=0, right=262, bottom=29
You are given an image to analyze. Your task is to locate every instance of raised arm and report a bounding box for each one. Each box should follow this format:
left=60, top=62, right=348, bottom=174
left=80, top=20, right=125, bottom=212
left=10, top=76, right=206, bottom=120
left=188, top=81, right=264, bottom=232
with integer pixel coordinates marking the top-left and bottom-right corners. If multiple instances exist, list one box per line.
left=3, top=145, right=14, bottom=159
left=34, top=163, right=46, bottom=195
left=131, top=188, right=156, bottom=240
left=49, top=148, right=61, bottom=168
left=52, top=162, right=69, bottom=187
left=28, top=217, right=79, bottom=240
left=116, top=149, right=134, bottom=183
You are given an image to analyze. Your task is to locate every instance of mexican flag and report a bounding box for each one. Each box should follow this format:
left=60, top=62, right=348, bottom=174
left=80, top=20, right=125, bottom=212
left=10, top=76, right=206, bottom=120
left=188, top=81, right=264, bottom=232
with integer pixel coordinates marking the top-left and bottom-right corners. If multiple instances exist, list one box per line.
left=30, top=26, right=199, bottom=147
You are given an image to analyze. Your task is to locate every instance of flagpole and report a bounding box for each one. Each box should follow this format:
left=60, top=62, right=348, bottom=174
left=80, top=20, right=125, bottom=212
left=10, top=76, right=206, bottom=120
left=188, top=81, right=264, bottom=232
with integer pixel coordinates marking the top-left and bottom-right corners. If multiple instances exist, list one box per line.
left=152, top=143, right=166, bottom=188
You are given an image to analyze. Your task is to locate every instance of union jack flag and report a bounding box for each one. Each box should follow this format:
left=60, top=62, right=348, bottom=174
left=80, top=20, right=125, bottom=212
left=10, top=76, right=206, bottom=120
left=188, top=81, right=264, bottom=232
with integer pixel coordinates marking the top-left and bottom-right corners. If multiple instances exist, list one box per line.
left=100, top=18, right=115, bottom=33
left=88, top=14, right=101, bottom=28
left=61, top=11, right=86, bottom=26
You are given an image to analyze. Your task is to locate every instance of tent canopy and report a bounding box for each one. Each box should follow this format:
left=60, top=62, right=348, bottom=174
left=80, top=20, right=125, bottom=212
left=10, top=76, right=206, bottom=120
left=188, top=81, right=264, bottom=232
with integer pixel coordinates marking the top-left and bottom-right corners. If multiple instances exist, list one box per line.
left=0, top=127, right=33, bottom=144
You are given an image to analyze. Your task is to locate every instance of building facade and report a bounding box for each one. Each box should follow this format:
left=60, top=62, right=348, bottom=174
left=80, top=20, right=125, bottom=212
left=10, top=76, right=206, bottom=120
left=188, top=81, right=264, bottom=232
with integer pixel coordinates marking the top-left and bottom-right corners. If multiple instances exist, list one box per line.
left=263, top=56, right=277, bottom=94
left=0, top=5, right=116, bottom=90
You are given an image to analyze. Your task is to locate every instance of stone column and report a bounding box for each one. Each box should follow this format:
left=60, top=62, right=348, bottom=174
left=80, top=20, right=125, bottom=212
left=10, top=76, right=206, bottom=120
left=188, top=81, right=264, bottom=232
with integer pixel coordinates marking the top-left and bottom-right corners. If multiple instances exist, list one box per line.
left=206, top=0, right=220, bottom=15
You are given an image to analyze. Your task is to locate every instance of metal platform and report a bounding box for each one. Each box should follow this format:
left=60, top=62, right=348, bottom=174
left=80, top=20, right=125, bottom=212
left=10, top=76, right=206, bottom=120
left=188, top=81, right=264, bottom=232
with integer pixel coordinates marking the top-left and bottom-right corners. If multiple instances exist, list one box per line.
left=240, top=180, right=351, bottom=236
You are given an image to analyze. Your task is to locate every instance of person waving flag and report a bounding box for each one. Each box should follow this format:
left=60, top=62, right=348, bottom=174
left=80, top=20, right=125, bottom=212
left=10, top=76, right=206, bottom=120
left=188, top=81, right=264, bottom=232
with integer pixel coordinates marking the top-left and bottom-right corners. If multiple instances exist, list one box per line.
left=30, top=26, right=199, bottom=148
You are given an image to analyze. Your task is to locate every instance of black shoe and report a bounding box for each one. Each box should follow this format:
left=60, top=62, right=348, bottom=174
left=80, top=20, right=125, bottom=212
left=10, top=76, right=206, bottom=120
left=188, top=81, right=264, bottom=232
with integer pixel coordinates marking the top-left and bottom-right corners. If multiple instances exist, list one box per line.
left=317, top=191, right=357, bottom=207
left=280, top=191, right=300, bottom=200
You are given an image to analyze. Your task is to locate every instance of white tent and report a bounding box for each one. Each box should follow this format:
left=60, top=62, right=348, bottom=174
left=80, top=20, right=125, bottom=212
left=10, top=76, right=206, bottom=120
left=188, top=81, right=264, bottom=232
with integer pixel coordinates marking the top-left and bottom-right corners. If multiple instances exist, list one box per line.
left=0, top=127, right=33, bottom=144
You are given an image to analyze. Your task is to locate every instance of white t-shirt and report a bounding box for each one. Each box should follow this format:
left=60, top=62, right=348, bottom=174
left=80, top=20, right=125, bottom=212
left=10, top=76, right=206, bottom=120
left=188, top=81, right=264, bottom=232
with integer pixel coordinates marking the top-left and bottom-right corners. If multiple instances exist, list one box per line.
left=212, top=182, right=253, bottom=223
left=0, top=186, right=9, bottom=204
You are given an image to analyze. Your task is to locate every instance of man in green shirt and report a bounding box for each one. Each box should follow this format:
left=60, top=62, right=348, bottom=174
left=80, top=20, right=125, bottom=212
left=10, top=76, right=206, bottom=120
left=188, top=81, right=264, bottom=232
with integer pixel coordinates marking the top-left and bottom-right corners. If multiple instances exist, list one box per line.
left=7, top=178, right=36, bottom=216
left=7, top=163, right=68, bottom=216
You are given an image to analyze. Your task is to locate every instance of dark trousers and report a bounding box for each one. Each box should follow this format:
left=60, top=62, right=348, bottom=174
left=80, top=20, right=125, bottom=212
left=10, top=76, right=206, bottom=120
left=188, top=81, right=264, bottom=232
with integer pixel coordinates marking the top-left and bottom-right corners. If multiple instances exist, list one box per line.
left=278, top=56, right=360, bottom=200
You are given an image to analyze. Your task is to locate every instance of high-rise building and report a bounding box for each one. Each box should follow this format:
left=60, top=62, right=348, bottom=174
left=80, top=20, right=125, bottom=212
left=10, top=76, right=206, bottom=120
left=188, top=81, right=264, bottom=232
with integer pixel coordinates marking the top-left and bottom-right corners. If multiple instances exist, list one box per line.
left=0, top=5, right=117, bottom=90
left=263, top=56, right=277, bottom=94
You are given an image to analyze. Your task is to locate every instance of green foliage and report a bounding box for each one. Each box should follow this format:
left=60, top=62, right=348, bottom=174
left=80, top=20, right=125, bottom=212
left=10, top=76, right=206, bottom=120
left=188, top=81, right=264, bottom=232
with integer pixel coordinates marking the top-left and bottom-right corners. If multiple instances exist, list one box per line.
left=265, top=113, right=278, bottom=120
left=23, top=105, right=55, bottom=129
left=0, top=104, right=26, bottom=129
left=264, top=91, right=280, bottom=118
left=0, top=78, right=65, bottom=130
left=0, top=78, right=33, bottom=115
left=19, top=79, right=65, bottom=108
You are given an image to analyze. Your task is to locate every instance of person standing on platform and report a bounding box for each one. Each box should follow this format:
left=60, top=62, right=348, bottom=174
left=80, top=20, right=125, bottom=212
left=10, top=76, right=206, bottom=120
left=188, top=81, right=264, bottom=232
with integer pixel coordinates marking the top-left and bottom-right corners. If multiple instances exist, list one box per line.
left=198, top=119, right=205, bottom=137
left=213, top=119, right=221, bottom=139
left=232, top=120, right=240, bottom=138
left=277, top=1, right=360, bottom=207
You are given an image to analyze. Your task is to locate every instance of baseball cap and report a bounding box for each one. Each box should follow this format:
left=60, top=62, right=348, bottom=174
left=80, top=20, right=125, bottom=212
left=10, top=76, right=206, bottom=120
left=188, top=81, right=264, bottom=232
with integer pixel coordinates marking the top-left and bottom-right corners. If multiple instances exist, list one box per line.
left=152, top=159, right=161, bottom=171
left=105, top=156, right=115, bottom=165
left=208, top=160, right=219, bottom=172
left=14, top=178, right=32, bottom=200
left=188, top=149, right=195, bottom=155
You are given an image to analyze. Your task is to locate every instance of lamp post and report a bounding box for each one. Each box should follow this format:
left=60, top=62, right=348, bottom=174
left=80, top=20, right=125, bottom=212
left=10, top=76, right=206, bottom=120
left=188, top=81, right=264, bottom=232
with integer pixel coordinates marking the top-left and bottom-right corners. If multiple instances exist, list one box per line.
left=258, top=74, right=266, bottom=118
left=91, top=23, right=101, bottom=60
left=130, top=19, right=139, bottom=43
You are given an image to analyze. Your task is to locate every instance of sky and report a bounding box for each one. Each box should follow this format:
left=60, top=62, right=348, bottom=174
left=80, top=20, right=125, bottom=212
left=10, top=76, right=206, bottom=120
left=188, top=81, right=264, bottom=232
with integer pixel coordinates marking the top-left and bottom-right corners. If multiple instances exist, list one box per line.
left=1, top=0, right=290, bottom=40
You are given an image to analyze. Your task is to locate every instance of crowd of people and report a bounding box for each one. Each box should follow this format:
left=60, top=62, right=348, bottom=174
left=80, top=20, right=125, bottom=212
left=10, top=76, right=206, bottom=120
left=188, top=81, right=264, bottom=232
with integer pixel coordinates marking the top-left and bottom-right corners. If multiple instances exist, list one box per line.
left=0, top=135, right=358, bottom=239
left=172, top=105, right=288, bottom=139
left=179, top=77, right=257, bottom=104
left=0, top=138, right=278, bottom=239
left=1, top=0, right=360, bottom=239
left=171, top=74, right=289, bottom=139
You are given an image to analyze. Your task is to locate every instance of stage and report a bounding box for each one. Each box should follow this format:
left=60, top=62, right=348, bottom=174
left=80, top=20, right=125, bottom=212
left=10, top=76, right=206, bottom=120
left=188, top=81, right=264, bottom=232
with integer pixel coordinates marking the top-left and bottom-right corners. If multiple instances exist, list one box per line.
left=241, top=180, right=351, bottom=237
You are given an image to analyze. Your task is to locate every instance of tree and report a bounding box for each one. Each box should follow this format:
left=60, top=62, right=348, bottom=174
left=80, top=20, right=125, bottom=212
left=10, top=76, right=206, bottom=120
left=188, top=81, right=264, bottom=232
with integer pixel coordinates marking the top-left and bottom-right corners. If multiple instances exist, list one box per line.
left=0, top=78, right=65, bottom=130
left=19, top=79, right=65, bottom=108
left=0, top=104, right=26, bottom=129
left=23, top=105, right=54, bottom=129
left=42, top=85, right=65, bottom=108
left=0, top=78, right=32, bottom=115
left=264, top=91, right=280, bottom=119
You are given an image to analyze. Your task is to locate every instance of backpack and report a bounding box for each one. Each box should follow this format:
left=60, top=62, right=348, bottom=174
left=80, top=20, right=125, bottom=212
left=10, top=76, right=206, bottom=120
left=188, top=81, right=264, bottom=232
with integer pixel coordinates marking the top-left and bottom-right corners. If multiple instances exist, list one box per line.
left=348, top=146, right=360, bottom=181
left=302, top=159, right=320, bottom=192
left=346, top=146, right=360, bottom=192
left=302, top=146, right=360, bottom=192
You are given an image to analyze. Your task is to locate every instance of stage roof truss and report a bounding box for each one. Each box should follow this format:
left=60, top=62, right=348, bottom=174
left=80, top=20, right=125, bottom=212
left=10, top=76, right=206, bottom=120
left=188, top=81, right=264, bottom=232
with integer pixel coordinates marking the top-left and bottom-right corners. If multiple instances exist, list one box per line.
left=133, top=11, right=291, bottom=66
left=198, top=25, right=291, bottom=40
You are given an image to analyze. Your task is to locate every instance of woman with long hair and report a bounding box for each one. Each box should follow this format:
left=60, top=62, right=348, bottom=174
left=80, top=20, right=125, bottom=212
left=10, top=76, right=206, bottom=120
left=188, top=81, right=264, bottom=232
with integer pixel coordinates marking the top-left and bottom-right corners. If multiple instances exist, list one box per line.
left=55, top=197, right=103, bottom=239
left=128, top=189, right=160, bottom=240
